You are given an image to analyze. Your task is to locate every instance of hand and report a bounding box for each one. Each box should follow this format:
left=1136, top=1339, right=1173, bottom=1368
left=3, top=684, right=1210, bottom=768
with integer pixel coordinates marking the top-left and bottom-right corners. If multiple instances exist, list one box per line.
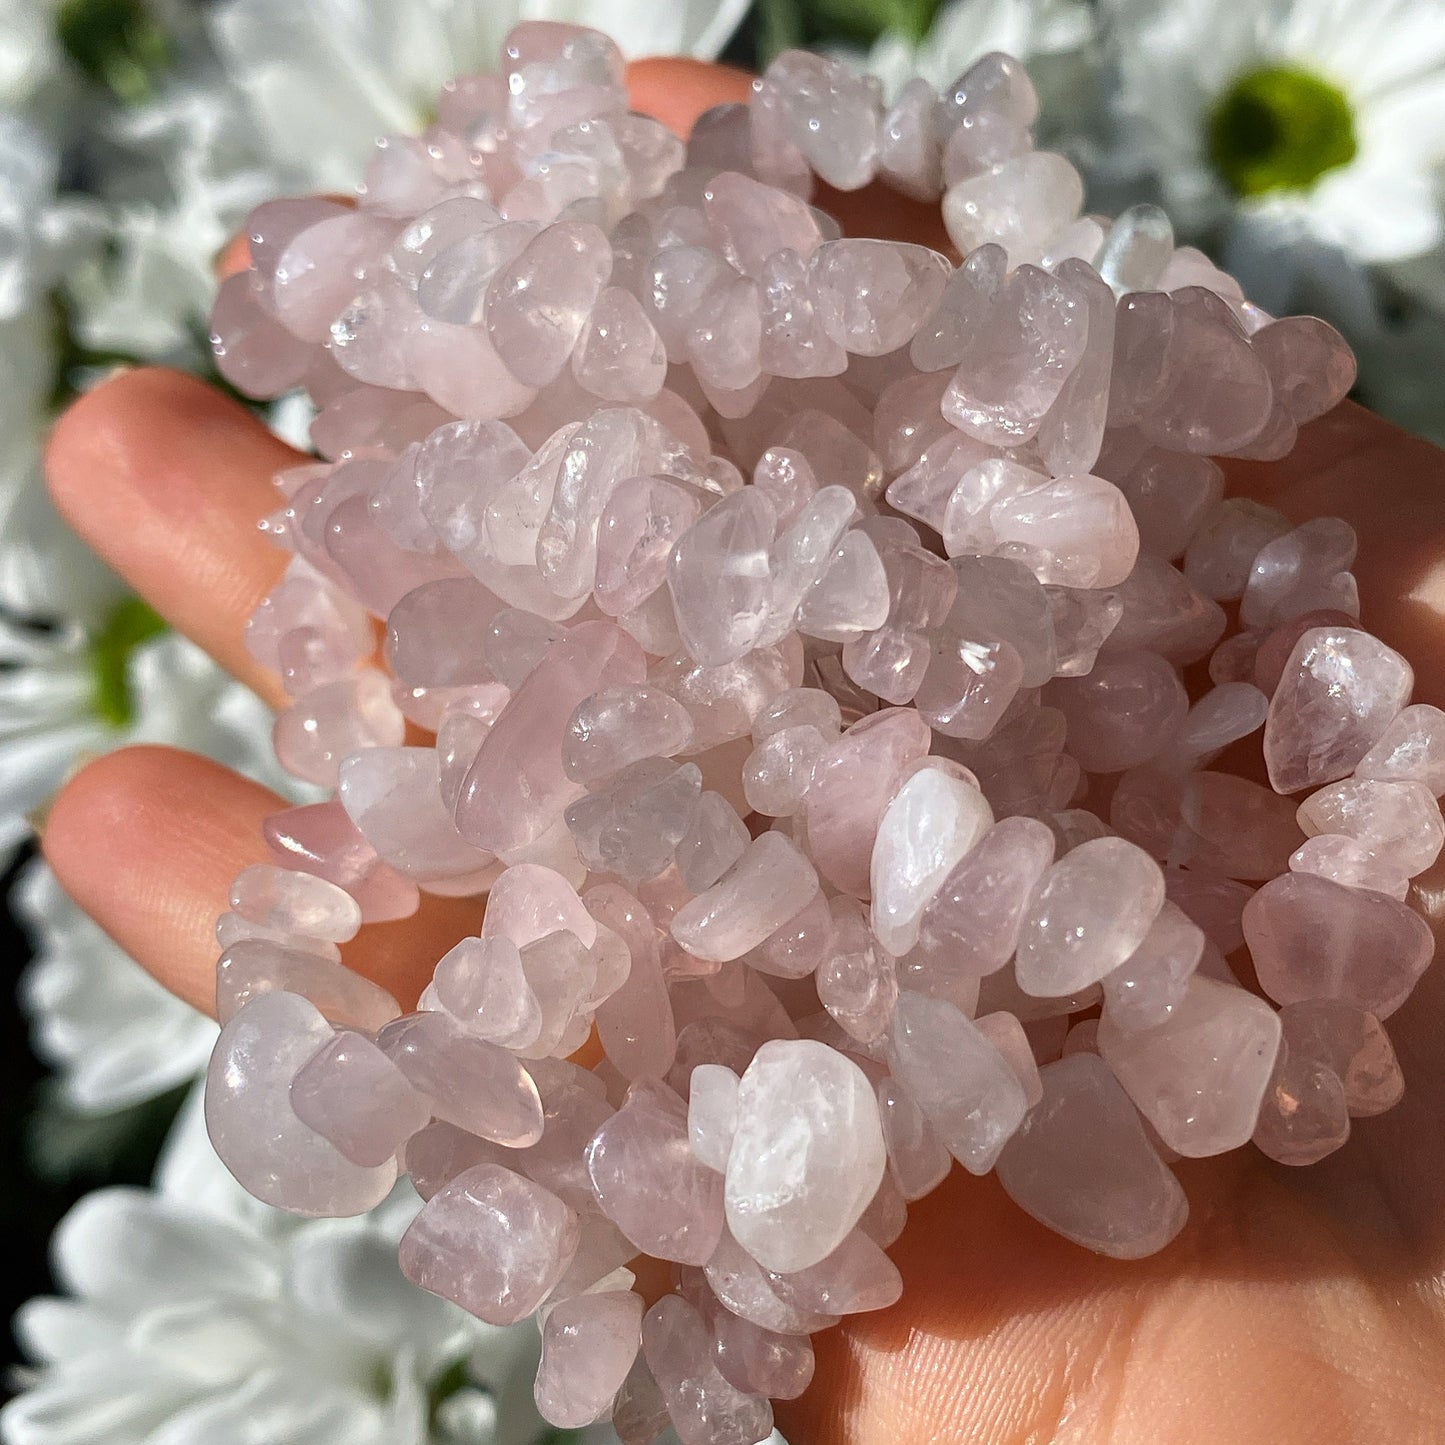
left=41, top=57, right=1445, bottom=1444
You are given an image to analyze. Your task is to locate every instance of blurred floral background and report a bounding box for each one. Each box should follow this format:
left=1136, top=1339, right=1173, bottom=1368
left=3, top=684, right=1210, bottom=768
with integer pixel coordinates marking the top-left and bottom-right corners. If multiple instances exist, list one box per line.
left=2, top=0, right=1444, bottom=1440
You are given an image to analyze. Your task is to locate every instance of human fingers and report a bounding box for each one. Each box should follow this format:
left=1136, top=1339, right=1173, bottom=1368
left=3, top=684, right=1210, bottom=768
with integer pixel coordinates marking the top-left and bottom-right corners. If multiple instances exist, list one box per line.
left=45, top=368, right=300, bottom=709
left=42, top=745, right=481, bottom=1015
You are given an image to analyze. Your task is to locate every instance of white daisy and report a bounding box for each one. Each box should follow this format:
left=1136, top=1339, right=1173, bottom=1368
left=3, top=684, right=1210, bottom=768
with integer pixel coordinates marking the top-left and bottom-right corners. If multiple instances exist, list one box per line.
left=3, top=1087, right=551, bottom=1445
left=1102, top=0, right=1445, bottom=266
left=208, top=0, right=756, bottom=194
left=858, top=0, right=1094, bottom=101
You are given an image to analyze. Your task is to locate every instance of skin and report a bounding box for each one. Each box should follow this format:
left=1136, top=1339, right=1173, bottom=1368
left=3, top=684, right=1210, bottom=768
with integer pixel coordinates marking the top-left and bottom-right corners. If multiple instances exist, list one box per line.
left=38, top=57, right=1445, bottom=1445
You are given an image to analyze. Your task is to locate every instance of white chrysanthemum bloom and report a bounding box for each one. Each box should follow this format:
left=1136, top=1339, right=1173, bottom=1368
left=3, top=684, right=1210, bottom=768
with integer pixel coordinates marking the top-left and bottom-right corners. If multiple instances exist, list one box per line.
left=208, top=0, right=755, bottom=193
left=857, top=0, right=1093, bottom=100
left=2, top=1088, right=552, bottom=1445
left=15, top=859, right=218, bottom=1113
left=1102, top=0, right=1445, bottom=267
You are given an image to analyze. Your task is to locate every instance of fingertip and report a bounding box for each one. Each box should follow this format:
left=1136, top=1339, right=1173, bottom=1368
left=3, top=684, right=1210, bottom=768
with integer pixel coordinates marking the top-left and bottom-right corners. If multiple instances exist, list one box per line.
left=43, top=746, right=280, bottom=1016
left=217, top=231, right=253, bottom=281
left=45, top=366, right=300, bottom=706
left=625, top=57, right=754, bottom=138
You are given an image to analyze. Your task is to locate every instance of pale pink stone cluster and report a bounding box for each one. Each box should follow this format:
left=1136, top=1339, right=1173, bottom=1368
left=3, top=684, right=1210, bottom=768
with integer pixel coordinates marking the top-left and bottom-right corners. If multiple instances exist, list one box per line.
left=203, top=23, right=1434, bottom=1441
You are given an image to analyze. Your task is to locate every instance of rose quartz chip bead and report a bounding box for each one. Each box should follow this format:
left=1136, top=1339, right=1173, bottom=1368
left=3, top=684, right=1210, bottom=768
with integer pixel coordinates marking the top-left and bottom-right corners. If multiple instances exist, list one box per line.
left=534, top=1289, right=645, bottom=1428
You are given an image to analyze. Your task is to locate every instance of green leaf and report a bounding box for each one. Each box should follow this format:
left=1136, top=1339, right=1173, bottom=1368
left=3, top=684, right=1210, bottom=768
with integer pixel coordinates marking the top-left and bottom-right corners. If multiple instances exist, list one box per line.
left=89, top=595, right=169, bottom=729
left=805, top=0, right=943, bottom=46
left=58, top=0, right=173, bottom=104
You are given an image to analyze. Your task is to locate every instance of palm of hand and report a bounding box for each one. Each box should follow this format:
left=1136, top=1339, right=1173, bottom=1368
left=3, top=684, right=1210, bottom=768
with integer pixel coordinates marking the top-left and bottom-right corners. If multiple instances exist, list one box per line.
left=38, top=59, right=1445, bottom=1445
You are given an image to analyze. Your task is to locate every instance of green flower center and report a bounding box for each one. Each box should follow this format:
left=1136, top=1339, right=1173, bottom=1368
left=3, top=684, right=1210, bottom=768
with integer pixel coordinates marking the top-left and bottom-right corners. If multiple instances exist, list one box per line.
left=89, top=596, right=167, bottom=729
left=1207, top=65, right=1358, bottom=198
left=58, top=0, right=173, bottom=103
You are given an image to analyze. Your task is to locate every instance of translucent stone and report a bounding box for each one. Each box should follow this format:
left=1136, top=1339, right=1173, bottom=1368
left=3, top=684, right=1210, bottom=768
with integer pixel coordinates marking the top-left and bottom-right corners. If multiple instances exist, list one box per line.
left=1015, top=837, right=1165, bottom=997
left=876, top=1076, right=951, bottom=1200
left=1099, top=976, right=1281, bottom=1156
left=535, top=1289, right=645, bottom=1429
left=586, top=1081, right=724, bottom=1265
left=1251, top=315, right=1356, bottom=423
left=912, top=815, right=1056, bottom=978
left=766, top=1227, right=902, bottom=1315
left=669, top=488, right=776, bottom=668
left=1111, top=767, right=1304, bottom=882
left=1240, top=517, right=1357, bottom=629
left=400, top=1163, right=579, bottom=1324
left=1296, top=777, right=1444, bottom=877
left=1252, top=1048, right=1350, bottom=1166
left=987, top=473, right=1139, bottom=589
left=1101, top=900, right=1205, bottom=1031
left=944, top=265, right=1088, bottom=447
left=263, top=801, right=420, bottom=924
left=1097, top=204, right=1173, bottom=293
left=485, top=220, right=611, bottom=386
left=1050, top=649, right=1188, bottom=774
left=743, top=890, right=835, bottom=980
left=810, top=240, right=950, bottom=356
left=676, top=792, right=751, bottom=894
left=1101, top=444, right=1223, bottom=562
left=595, top=475, right=702, bottom=617
left=942, top=152, right=1083, bottom=261
left=290, top=1029, right=432, bottom=1167
left=272, top=212, right=399, bottom=341
left=704, top=169, right=822, bottom=278
left=1105, top=554, right=1226, bottom=665
left=1263, top=627, right=1413, bottom=794
left=815, top=899, right=896, bottom=1044
left=758, top=247, right=848, bottom=379
left=206, top=991, right=397, bottom=1215
left=973, top=1010, right=1043, bottom=1107
left=643, top=1296, right=775, bottom=1445
left=1155, top=681, right=1268, bottom=772
left=995, top=1053, right=1188, bottom=1258
left=886, top=991, right=1027, bottom=1174
left=806, top=708, right=934, bottom=897
left=688, top=1063, right=741, bottom=1172
left=743, top=725, right=829, bottom=817
left=565, top=757, right=702, bottom=884
left=273, top=671, right=407, bottom=788
left=1243, top=871, right=1434, bottom=1017
left=755, top=50, right=880, bottom=191
left=1280, top=999, right=1403, bottom=1116
left=588, top=882, right=677, bottom=1083
left=215, top=940, right=399, bottom=1032
left=431, top=935, right=544, bottom=1049
left=1355, top=703, right=1445, bottom=794
left=483, top=863, right=596, bottom=950
left=711, top=1311, right=815, bottom=1401
left=672, top=832, right=819, bottom=964
left=339, top=747, right=494, bottom=884
left=1288, top=834, right=1408, bottom=900
left=573, top=285, right=666, bottom=402
left=226, top=864, right=362, bottom=948
left=1184, top=498, right=1292, bottom=601
left=911, top=244, right=1004, bottom=373
left=210, top=273, right=314, bottom=397
left=870, top=765, right=994, bottom=956
left=377, top=1011, right=544, bottom=1145
left=687, top=272, right=763, bottom=392
left=725, top=1039, right=886, bottom=1273
left=878, top=77, right=943, bottom=199
left=457, top=622, right=646, bottom=857
left=703, top=1229, right=837, bottom=1335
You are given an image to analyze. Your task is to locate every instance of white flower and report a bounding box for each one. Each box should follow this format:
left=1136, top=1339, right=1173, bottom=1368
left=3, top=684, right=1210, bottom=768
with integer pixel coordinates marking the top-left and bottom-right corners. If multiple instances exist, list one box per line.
left=15, top=859, right=218, bottom=1113
left=857, top=0, right=1093, bottom=100
left=3, top=1088, right=550, bottom=1445
left=209, top=0, right=755, bottom=193
left=1102, top=0, right=1445, bottom=266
